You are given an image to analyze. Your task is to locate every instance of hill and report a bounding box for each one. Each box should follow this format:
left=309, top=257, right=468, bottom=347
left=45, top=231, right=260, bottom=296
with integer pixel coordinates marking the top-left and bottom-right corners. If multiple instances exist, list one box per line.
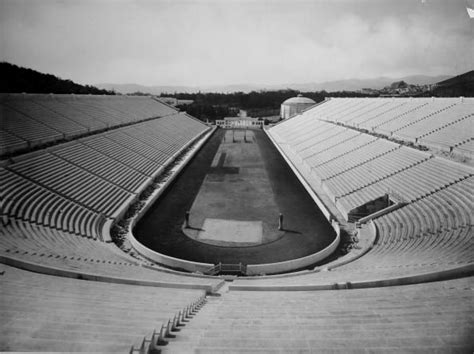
left=0, top=62, right=115, bottom=95
left=433, top=70, right=474, bottom=96
left=96, top=74, right=452, bottom=94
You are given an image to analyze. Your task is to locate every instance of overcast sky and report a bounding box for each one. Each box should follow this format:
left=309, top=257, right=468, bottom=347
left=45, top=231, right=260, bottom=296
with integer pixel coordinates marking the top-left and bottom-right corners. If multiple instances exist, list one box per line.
left=1, top=0, right=473, bottom=86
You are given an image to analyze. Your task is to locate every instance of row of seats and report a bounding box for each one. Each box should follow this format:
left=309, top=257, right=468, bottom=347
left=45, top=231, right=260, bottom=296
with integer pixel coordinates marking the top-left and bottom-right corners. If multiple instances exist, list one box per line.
left=0, top=217, right=222, bottom=287
left=1, top=105, right=63, bottom=147
left=164, top=278, right=473, bottom=352
left=454, top=139, right=473, bottom=157
left=295, top=97, right=474, bottom=152
left=3, top=113, right=209, bottom=224
left=261, top=98, right=473, bottom=285
left=0, top=96, right=217, bottom=289
left=8, top=153, right=133, bottom=217
left=419, top=118, right=473, bottom=152
left=376, top=177, right=473, bottom=240
left=51, top=142, right=149, bottom=193
left=1, top=168, right=104, bottom=239
left=372, top=101, right=457, bottom=134
left=0, top=94, right=178, bottom=156
left=280, top=97, right=474, bottom=153
left=315, top=139, right=400, bottom=180
left=270, top=99, right=473, bottom=220
left=336, top=157, right=472, bottom=216
left=0, top=263, right=206, bottom=352
left=324, top=146, right=430, bottom=201
left=0, top=217, right=133, bottom=263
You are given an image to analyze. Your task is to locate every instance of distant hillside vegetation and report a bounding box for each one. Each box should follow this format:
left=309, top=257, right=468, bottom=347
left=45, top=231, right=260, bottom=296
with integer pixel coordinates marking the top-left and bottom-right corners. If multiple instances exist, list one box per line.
left=433, top=70, right=474, bottom=97
left=164, top=90, right=375, bottom=121
left=0, top=62, right=115, bottom=95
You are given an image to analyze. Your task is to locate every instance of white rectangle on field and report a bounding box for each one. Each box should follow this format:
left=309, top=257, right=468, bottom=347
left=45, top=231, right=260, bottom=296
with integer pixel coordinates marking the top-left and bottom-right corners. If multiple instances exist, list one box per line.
left=198, top=218, right=263, bottom=243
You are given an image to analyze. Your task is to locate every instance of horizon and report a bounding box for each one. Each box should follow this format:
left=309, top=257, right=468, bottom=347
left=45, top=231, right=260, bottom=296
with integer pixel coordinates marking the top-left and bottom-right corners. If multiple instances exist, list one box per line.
left=0, top=60, right=463, bottom=93
left=96, top=72, right=455, bottom=89
left=1, top=0, right=473, bottom=87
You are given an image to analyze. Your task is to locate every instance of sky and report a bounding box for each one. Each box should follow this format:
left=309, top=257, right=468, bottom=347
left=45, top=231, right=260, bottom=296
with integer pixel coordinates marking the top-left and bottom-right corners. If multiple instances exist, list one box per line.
left=1, top=0, right=473, bottom=87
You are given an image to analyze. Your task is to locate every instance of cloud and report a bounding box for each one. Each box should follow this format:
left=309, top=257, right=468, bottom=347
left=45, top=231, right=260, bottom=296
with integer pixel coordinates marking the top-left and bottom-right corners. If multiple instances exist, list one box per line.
left=1, top=0, right=472, bottom=86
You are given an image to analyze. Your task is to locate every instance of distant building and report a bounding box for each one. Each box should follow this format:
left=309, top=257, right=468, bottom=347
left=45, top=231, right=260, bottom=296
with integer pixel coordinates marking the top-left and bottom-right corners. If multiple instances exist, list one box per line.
left=379, top=81, right=429, bottom=96
left=239, top=109, right=247, bottom=117
left=158, top=97, right=194, bottom=106
left=263, top=116, right=281, bottom=123
left=216, top=116, right=263, bottom=129
left=360, top=88, right=378, bottom=95
left=280, top=94, right=316, bottom=119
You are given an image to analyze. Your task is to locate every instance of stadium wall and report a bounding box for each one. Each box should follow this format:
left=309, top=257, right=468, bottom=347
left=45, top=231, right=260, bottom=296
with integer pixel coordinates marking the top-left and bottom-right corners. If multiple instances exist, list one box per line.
left=246, top=220, right=340, bottom=275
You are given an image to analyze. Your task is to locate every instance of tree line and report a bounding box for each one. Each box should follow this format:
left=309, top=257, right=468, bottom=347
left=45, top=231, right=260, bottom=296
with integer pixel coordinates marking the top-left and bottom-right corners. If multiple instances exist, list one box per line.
left=162, top=90, right=374, bottom=121
left=0, top=62, right=115, bottom=95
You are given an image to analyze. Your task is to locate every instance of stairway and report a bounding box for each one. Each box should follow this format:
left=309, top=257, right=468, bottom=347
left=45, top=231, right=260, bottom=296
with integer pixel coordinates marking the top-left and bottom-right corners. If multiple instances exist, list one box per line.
left=151, top=278, right=474, bottom=353
left=157, top=295, right=225, bottom=353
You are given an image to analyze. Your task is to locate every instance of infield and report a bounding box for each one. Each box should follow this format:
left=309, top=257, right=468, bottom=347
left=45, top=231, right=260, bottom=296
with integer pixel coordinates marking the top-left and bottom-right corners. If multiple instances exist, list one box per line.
left=183, top=130, right=284, bottom=246
left=134, top=128, right=336, bottom=266
left=197, top=219, right=263, bottom=244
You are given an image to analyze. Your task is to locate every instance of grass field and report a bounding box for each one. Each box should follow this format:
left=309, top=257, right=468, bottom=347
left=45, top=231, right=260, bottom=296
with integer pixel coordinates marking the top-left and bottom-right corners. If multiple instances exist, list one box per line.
left=134, top=128, right=336, bottom=266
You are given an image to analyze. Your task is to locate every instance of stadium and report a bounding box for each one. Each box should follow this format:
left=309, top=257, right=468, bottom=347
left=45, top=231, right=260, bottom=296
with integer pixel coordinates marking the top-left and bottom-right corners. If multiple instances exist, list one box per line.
left=1, top=91, right=473, bottom=352
left=2, top=0, right=474, bottom=351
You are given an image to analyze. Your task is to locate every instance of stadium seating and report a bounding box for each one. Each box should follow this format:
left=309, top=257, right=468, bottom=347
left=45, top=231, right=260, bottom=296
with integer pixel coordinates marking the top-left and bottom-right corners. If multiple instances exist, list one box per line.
left=0, top=130, right=28, bottom=155
left=0, top=263, right=206, bottom=352
left=1, top=95, right=472, bottom=352
left=52, top=142, right=149, bottom=193
left=313, top=97, right=474, bottom=152
left=454, top=139, right=474, bottom=157
left=1, top=168, right=104, bottom=238
left=270, top=97, right=473, bottom=218
left=1, top=95, right=212, bottom=283
left=158, top=277, right=473, bottom=353
left=393, top=104, right=473, bottom=143
left=420, top=118, right=473, bottom=151
left=8, top=153, right=134, bottom=217
left=2, top=107, right=209, bottom=233
left=261, top=97, right=473, bottom=286
left=316, top=139, right=400, bottom=180
left=372, top=100, right=457, bottom=135
left=0, top=217, right=223, bottom=287
left=323, top=146, right=430, bottom=201
left=336, top=157, right=472, bottom=216
left=0, top=104, right=63, bottom=149
left=0, top=94, right=178, bottom=156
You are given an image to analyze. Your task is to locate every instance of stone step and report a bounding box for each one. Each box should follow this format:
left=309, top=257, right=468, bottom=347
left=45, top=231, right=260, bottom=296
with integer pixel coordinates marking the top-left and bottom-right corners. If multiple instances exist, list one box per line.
left=172, top=318, right=473, bottom=333
left=1, top=326, right=142, bottom=349
left=165, top=325, right=471, bottom=341
left=1, top=315, right=169, bottom=334
left=159, top=335, right=457, bottom=350
left=0, top=335, right=129, bottom=353
left=0, top=291, right=189, bottom=312
left=1, top=302, right=179, bottom=322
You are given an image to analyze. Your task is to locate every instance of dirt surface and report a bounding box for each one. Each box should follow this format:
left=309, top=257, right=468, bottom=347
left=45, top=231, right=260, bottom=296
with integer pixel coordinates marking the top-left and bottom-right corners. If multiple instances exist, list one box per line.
left=184, top=130, right=284, bottom=246
left=134, top=128, right=336, bottom=265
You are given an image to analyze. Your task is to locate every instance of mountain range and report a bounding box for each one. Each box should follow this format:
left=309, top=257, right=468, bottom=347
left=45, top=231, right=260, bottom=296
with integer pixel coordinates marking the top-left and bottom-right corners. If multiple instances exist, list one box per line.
left=96, top=74, right=452, bottom=95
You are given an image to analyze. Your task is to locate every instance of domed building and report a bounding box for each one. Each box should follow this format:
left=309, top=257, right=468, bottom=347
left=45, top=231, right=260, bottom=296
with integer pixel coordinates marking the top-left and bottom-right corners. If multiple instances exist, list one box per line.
left=280, top=94, right=316, bottom=119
